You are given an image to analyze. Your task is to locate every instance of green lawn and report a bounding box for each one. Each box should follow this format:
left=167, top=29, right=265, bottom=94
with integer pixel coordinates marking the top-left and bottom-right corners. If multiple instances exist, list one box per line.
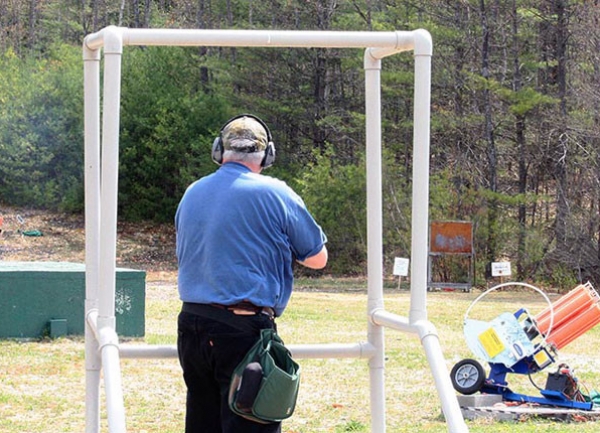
left=1, top=281, right=600, bottom=432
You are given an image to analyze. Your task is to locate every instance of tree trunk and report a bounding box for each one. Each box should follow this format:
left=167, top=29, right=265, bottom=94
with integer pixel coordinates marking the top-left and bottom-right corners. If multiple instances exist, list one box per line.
left=28, top=0, right=38, bottom=50
left=144, top=0, right=151, bottom=27
left=92, top=0, right=99, bottom=31
left=480, top=0, right=498, bottom=275
left=591, top=0, right=600, bottom=264
left=195, top=0, right=210, bottom=92
left=553, top=0, right=570, bottom=251
left=512, top=0, right=527, bottom=279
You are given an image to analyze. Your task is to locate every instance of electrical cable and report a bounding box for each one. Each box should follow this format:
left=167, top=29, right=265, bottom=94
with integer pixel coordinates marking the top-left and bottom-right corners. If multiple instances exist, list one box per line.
left=527, top=370, right=544, bottom=392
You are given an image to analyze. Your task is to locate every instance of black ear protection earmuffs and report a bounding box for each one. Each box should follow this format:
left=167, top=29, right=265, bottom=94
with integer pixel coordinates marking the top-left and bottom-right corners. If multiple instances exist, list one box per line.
left=211, top=114, right=276, bottom=168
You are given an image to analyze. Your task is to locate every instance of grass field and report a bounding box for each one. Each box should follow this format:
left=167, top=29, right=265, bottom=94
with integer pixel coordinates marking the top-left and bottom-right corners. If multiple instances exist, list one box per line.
left=2, top=275, right=600, bottom=432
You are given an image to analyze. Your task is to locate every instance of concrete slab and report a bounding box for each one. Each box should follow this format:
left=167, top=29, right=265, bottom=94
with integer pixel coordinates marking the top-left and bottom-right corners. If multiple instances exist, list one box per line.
left=457, top=395, right=600, bottom=422
left=457, top=394, right=503, bottom=408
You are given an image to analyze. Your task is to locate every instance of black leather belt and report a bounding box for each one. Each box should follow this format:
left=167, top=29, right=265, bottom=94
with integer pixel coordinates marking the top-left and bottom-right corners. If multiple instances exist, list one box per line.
left=211, top=301, right=275, bottom=318
left=182, top=301, right=275, bottom=318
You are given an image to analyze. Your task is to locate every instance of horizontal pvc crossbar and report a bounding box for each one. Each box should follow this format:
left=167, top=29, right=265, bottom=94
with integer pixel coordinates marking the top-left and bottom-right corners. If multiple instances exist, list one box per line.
left=84, top=26, right=423, bottom=54
left=119, top=342, right=377, bottom=360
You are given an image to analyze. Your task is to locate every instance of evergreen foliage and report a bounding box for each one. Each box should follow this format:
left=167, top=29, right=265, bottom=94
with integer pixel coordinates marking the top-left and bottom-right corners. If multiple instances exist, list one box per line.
left=0, top=0, right=599, bottom=283
left=0, top=45, right=83, bottom=212
left=118, top=46, right=229, bottom=221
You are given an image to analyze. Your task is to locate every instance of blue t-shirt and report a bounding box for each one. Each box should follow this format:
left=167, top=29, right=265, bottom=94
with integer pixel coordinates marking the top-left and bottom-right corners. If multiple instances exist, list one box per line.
left=175, top=162, right=327, bottom=316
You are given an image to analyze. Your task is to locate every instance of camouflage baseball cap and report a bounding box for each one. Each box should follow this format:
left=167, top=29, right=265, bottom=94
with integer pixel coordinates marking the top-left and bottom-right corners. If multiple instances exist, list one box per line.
left=221, top=116, right=269, bottom=152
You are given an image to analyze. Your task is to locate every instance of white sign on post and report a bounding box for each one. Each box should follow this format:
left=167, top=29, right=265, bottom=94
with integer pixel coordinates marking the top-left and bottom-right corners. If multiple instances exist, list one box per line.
left=393, top=257, right=410, bottom=277
left=491, top=261, right=511, bottom=277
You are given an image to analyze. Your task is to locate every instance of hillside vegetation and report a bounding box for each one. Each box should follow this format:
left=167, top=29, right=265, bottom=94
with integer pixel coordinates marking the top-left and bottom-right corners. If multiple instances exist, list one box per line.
left=1, top=1, right=599, bottom=283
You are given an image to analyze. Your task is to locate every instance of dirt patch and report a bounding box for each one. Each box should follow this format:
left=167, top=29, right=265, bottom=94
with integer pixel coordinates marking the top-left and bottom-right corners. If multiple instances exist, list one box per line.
left=0, top=206, right=177, bottom=277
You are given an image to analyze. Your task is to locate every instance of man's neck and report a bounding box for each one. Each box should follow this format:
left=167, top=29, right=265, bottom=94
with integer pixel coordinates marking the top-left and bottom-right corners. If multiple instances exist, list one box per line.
left=222, top=159, right=262, bottom=174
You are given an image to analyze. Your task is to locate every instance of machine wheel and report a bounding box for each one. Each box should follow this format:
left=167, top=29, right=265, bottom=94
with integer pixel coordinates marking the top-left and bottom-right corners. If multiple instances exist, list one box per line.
left=450, top=359, right=485, bottom=395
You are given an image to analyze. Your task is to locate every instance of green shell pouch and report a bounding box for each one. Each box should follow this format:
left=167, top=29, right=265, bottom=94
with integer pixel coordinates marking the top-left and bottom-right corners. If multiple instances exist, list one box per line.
left=228, top=328, right=300, bottom=424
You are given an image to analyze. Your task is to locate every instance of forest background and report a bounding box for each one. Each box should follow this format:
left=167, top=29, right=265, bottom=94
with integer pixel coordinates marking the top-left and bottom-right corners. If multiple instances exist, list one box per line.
left=0, top=0, right=599, bottom=288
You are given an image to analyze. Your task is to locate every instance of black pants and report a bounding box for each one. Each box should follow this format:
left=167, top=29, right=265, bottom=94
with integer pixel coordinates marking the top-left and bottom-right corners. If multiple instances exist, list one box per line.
left=177, top=304, right=281, bottom=433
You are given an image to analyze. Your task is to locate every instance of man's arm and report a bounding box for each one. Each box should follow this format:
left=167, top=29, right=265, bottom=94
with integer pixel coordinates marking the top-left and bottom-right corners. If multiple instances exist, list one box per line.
left=298, top=245, right=328, bottom=269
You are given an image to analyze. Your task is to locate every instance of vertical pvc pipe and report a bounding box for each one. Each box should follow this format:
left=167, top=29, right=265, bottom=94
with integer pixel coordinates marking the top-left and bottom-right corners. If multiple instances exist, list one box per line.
left=83, top=43, right=102, bottom=433
left=409, top=30, right=433, bottom=324
left=410, top=30, right=469, bottom=433
left=87, top=311, right=127, bottom=432
left=98, top=26, right=123, bottom=322
left=364, top=50, right=386, bottom=433
left=98, top=26, right=128, bottom=433
left=99, top=328, right=127, bottom=432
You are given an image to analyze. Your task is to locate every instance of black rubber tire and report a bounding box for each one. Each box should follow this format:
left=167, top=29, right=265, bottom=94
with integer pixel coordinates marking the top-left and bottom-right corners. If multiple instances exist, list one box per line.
left=450, top=358, right=485, bottom=395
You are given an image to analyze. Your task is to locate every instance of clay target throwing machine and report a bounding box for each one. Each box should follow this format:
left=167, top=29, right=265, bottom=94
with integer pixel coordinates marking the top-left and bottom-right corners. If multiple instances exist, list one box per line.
left=451, top=282, right=600, bottom=410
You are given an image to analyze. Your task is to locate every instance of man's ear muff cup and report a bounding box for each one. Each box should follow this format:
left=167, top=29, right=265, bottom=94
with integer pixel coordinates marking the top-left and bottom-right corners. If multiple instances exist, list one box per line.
left=261, top=142, right=276, bottom=169
left=211, top=135, right=224, bottom=165
left=211, top=114, right=275, bottom=168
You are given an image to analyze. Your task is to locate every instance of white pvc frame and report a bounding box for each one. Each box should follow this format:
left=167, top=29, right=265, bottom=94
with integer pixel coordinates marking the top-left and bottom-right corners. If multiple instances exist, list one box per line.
left=83, top=26, right=469, bottom=433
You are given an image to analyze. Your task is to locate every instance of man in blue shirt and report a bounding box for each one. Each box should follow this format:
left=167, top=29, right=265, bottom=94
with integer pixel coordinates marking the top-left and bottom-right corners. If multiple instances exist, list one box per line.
left=175, top=114, right=327, bottom=432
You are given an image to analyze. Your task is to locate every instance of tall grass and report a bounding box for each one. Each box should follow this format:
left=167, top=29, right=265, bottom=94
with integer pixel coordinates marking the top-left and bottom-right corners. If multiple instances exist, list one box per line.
left=1, top=280, right=600, bottom=432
